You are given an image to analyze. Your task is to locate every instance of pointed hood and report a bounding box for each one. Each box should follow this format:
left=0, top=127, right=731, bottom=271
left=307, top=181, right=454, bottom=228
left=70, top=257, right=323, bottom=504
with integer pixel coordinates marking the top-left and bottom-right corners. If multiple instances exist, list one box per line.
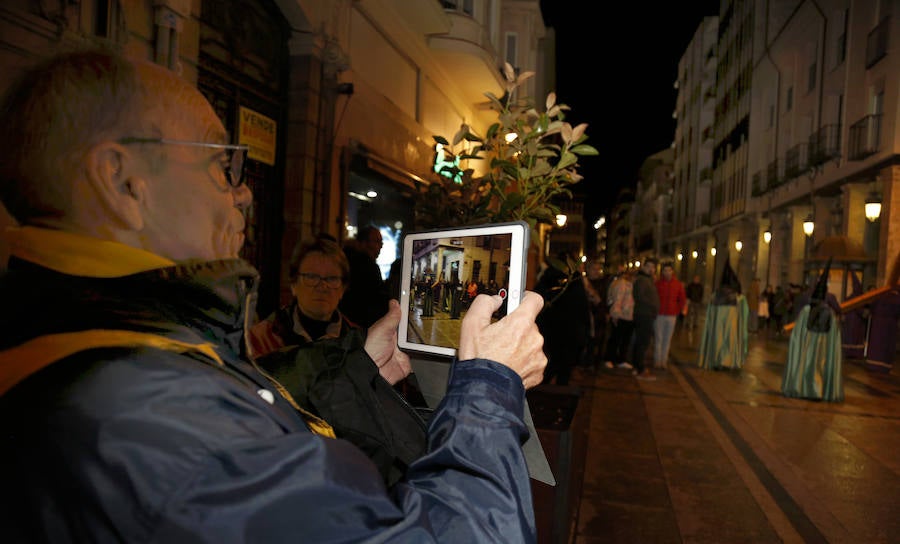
left=719, top=258, right=741, bottom=294
left=811, top=257, right=832, bottom=302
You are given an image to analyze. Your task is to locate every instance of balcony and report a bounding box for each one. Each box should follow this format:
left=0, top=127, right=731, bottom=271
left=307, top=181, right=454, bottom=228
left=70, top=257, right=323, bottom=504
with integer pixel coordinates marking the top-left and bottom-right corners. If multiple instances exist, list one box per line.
left=848, top=113, right=883, bottom=160
left=751, top=171, right=763, bottom=197
left=808, top=124, right=841, bottom=167
left=766, top=158, right=783, bottom=188
left=865, top=16, right=890, bottom=68
left=783, top=142, right=808, bottom=180
left=427, top=8, right=504, bottom=112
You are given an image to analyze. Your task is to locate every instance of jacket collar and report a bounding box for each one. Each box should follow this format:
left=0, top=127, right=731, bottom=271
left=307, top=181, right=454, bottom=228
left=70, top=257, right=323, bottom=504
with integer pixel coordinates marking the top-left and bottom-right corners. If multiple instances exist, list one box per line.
left=5, top=226, right=175, bottom=277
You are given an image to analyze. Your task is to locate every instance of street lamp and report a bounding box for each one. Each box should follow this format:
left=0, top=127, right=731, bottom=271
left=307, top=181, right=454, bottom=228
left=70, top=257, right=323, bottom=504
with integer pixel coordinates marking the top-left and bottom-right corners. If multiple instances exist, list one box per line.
left=710, top=247, right=716, bottom=256
left=734, top=240, right=743, bottom=252
left=763, top=225, right=772, bottom=244
left=691, top=250, right=698, bottom=259
left=865, top=191, right=882, bottom=222
left=555, top=214, right=567, bottom=227
left=802, top=214, right=815, bottom=237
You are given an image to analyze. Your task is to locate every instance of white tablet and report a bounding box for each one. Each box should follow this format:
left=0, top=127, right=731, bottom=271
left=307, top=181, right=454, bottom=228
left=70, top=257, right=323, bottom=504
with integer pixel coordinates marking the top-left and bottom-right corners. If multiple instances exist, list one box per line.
left=398, top=221, right=529, bottom=357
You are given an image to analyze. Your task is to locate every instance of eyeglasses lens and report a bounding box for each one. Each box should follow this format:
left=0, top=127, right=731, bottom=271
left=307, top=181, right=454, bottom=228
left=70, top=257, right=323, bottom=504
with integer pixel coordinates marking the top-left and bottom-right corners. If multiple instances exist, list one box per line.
left=229, top=147, right=247, bottom=188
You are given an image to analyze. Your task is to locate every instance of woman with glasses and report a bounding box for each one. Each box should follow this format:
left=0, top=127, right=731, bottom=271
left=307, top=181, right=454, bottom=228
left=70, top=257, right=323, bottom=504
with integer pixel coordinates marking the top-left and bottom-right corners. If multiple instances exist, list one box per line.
left=248, top=235, right=355, bottom=357
left=247, top=234, right=429, bottom=486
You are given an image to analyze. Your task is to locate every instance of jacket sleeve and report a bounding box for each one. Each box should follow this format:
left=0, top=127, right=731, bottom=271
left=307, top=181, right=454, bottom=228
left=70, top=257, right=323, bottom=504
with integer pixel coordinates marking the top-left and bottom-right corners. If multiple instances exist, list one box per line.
left=156, top=358, right=534, bottom=543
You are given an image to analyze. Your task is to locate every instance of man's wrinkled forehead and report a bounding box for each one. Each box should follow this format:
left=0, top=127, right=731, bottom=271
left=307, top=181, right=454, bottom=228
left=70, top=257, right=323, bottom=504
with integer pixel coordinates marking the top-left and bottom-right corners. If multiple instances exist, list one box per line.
left=134, top=61, right=224, bottom=141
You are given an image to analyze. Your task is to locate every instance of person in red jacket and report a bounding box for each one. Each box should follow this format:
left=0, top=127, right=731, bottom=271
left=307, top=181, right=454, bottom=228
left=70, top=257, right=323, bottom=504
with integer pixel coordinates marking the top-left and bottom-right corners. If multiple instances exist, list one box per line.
left=654, top=262, right=686, bottom=369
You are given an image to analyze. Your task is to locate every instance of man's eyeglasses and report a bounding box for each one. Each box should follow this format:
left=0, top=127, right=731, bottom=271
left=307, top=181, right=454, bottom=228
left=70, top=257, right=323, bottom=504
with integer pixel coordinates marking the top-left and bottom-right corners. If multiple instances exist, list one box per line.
left=118, top=137, right=249, bottom=189
left=297, top=273, right=344, bottom=289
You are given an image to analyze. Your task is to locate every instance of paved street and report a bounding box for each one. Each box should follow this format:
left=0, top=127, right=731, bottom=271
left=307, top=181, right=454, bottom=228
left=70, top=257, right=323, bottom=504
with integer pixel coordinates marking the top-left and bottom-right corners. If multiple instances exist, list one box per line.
left=547, top=326, right=900, bottom=544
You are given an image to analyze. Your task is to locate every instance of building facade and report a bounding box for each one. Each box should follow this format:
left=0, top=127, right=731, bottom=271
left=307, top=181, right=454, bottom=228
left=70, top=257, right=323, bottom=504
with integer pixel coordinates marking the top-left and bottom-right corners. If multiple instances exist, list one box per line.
left=642, top=0, right=898, bottom=306
left=0, top=0, right=554, bottom=316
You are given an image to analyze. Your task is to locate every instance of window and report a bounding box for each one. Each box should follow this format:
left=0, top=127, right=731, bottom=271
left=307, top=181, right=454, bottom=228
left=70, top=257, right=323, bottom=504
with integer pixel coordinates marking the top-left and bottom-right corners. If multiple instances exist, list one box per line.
left=505, top=33, right=518, bottom=70
left=835, top=9, right=848, bottom=66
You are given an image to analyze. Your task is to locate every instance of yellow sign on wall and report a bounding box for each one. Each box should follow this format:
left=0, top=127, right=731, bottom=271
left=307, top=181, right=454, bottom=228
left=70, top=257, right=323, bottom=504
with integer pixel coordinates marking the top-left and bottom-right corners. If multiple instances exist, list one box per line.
left=238, top=106, right=276, bottom=166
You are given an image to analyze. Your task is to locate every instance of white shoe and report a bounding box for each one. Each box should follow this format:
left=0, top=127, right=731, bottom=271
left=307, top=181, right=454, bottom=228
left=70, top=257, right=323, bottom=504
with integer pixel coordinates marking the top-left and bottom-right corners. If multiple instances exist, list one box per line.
left=617, top=362, right=633, bottom=369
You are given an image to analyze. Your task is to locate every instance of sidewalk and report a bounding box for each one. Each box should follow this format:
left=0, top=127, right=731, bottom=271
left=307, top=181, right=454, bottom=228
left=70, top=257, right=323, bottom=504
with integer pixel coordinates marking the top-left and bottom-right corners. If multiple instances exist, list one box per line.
left=559, top=326, right=900, bottom=543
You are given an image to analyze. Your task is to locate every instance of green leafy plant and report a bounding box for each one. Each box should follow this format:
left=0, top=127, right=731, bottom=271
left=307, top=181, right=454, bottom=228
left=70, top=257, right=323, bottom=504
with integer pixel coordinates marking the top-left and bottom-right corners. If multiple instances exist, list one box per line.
left=416, top=62, right=599, bottom=236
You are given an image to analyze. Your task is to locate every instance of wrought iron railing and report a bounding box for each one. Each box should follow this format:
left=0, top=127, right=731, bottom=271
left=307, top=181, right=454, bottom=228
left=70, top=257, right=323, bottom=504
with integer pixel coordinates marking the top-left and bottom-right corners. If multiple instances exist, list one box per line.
left=766, top=158, right=782, bottom=188
left=808, top=124, right=841, bottom=167
left=751, top=171, right=763, bottom=196
left=784, top=143, right=807, bottom=179
left=848, top=114, right=883, bottom=160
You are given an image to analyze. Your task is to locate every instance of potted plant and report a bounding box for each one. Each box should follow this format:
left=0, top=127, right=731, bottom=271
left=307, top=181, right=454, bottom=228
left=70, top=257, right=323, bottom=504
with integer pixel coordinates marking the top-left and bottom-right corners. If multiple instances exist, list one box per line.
left=415, top=63, right=598, bottom=286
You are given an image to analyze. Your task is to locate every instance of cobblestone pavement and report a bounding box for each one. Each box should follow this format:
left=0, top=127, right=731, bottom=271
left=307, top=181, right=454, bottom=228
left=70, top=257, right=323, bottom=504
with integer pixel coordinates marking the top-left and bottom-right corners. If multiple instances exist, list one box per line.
left=558, top=325, right=900, bottom=544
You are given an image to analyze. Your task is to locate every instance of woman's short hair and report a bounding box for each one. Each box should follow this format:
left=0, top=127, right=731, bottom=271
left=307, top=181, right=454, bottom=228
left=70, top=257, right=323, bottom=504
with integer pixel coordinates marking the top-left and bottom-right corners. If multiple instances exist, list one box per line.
left=289, top=234, right=350, bottom=283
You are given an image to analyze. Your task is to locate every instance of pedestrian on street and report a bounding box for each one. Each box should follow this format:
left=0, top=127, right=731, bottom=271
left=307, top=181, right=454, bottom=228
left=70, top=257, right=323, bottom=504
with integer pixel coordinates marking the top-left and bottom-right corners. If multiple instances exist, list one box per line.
left=604, top=268, right=635, bottom=370
left=685, top=274, right=705, bottom=331
left=653, top=261, right=686, bottom=369
left=698, top=259, right=749, bottom=370
left=584, top=260, right=611, bottom=370
left=782, top=259, right=844, bottom=402
left=747, top=277, right=761, bottom=333
left=340, top=225, right=390, bottom=327
left=631, top=258, right=660, bottom=381
left=535, top=253, right=592, bottom=386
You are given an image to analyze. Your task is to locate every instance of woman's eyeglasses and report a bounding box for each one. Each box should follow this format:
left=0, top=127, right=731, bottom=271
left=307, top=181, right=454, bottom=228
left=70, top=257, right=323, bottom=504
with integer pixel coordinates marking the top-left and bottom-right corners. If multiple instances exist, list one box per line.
left=118, top=137, right=248, bottom=189
left=297, top=273, right=344, bottom=289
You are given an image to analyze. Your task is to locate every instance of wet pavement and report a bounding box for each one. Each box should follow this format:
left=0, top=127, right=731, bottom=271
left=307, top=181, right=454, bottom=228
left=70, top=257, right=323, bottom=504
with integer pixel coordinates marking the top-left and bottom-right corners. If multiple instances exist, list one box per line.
left=548, top=326, right=900, bottom=544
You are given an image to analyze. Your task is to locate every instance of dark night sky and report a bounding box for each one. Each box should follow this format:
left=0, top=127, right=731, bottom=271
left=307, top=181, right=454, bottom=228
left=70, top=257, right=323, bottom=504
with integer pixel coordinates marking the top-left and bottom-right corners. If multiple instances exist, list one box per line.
left=539, top=1, right=720, bottom=225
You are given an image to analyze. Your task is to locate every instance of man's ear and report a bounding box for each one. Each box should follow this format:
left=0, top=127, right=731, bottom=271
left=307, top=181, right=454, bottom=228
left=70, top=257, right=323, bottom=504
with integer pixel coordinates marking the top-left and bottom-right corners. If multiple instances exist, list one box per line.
left=84, top=142, right=145, bottom=231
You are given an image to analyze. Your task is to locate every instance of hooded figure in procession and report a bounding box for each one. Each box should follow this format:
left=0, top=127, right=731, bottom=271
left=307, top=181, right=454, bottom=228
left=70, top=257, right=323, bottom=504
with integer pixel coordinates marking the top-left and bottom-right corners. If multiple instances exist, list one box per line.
left=698, top=258, right=749, bottom=370
left=781, top=258, right=844, bottom=401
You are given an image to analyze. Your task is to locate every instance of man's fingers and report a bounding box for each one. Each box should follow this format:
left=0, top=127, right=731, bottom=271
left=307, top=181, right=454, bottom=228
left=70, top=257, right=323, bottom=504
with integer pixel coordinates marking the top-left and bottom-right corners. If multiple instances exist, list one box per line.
left=463, top=294, right=503, bottom=329
left=514, top=291, right=544, bottom=318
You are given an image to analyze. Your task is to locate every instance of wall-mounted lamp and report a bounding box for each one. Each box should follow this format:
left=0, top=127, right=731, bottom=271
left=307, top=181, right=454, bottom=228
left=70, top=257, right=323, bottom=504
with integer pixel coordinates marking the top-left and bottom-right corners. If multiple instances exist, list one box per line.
left=802, top=214, right=815, bottom=237
left=865, top=191, right=882, bottom=222
left=710, top=247, right=717, bottom=256
left=691, top=250, right=698, bottom=259
left=677, top=253, right=684, bottom=261
left=763, top=225, right=772, bottom=244
left=735, top=240, right=743, bottom=252
left=555, top=214, right=567, bottom=227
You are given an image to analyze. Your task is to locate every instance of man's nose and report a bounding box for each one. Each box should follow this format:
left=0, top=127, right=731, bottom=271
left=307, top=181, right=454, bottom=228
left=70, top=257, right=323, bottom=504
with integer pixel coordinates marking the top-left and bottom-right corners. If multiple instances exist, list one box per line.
left=233, top=183, right=253, bottom=210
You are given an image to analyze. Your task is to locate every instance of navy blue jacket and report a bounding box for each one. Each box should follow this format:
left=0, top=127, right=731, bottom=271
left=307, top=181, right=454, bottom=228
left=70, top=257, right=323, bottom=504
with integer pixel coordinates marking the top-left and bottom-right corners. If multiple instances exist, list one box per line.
left=0, top=227, right=535, bottom=543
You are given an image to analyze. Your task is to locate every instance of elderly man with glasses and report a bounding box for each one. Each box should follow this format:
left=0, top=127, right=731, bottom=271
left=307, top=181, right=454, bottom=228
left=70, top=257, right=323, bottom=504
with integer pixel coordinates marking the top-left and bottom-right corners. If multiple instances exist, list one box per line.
left=0, top=49, right=548, bottom=542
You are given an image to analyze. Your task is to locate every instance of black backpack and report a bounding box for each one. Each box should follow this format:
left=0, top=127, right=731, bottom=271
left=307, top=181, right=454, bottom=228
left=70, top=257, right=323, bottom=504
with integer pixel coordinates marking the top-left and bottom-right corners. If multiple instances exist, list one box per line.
left=256, top=329, right=429, bottom=487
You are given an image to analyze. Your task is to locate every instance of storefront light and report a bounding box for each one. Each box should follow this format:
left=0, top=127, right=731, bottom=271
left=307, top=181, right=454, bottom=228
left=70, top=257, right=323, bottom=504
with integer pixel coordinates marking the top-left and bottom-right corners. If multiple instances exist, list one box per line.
left=802, top=214, right=815, bottom=236
left=865, top=191, right=882, bottom=221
